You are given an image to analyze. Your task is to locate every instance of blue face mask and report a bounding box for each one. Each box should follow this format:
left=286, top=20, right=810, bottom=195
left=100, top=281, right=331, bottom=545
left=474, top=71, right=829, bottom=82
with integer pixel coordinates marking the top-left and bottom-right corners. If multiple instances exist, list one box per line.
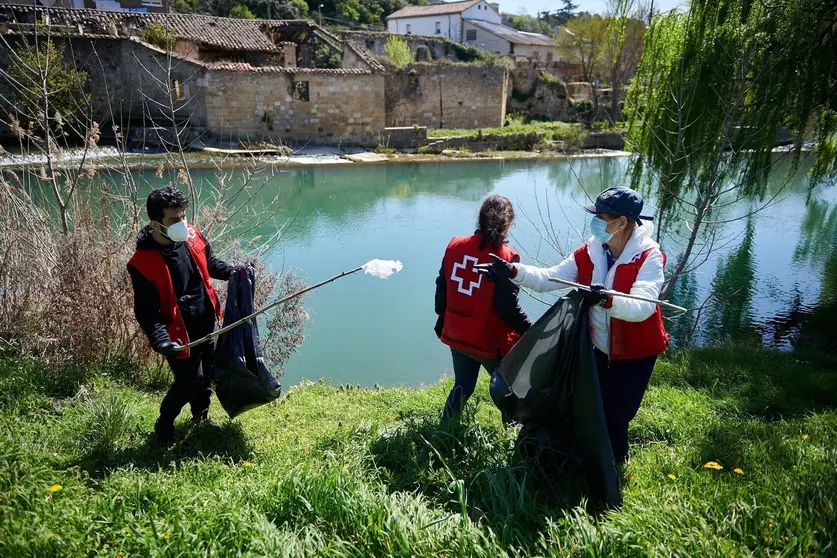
left=590, top=216, right=613, bottom=243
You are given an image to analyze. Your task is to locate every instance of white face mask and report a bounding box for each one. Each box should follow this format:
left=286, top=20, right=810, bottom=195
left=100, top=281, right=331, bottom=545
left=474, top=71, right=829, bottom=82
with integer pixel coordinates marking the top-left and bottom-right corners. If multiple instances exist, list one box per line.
left=158, top=219, right=189, bottom=243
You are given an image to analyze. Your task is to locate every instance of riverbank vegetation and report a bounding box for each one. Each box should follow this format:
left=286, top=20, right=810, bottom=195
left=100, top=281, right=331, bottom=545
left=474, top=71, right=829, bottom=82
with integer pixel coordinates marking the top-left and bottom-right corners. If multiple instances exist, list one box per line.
left=1, top=345, right=836, bottom=556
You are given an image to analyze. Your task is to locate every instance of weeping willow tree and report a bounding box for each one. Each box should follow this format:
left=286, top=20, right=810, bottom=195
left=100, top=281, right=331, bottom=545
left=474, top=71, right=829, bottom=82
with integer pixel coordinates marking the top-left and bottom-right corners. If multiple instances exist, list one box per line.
left=625, top=0, right=837, bottom=297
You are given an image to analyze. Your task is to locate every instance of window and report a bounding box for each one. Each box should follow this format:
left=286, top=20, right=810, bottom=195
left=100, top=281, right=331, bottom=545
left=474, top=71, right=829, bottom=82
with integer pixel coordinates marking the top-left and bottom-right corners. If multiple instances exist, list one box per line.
left=172, top=80, right=185, bottom=101
left=293, top=81, right=310, bottom=102
left=546, top=51, right=554, bottom=63
left=531, top=51, right=540, bottom=60
left=406, top=24, right=411, bottom=34
left=435, top=21, right=441, bottom=34
left=466, top=29, right=477, bottom=41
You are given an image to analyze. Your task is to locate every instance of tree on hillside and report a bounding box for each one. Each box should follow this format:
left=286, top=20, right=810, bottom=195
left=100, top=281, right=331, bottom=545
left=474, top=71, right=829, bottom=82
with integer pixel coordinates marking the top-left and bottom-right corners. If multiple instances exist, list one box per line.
left=559, top=0, right=579, bottom=17
left=230, top=4, right=257, bottom=18
left=557, top=13, right=608, bottom=82
left=625, top=0, right=837, bottom=298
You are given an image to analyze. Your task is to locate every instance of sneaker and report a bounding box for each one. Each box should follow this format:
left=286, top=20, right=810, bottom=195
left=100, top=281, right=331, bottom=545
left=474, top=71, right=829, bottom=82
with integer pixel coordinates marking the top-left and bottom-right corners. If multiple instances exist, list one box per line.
left=154, top=419, right=175, bottom=447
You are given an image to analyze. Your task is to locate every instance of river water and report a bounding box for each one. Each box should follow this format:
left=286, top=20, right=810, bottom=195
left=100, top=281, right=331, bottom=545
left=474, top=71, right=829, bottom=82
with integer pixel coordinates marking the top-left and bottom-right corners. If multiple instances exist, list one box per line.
left=93, top=157, right=837, bottom=386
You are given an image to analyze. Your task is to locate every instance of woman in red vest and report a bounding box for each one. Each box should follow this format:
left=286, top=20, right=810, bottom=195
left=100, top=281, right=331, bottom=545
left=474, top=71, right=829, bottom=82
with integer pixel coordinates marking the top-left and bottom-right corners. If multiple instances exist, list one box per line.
left=478, top=187, right=668, bottom=462
left=435, top=195, right=532, bottom=423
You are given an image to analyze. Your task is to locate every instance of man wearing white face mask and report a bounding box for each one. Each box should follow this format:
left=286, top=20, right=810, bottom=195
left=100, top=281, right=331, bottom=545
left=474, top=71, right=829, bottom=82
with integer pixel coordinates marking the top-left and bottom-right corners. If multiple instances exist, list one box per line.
left=476, top=187, right=669, bottom=463
left=127, top=187, right=235, bottom=446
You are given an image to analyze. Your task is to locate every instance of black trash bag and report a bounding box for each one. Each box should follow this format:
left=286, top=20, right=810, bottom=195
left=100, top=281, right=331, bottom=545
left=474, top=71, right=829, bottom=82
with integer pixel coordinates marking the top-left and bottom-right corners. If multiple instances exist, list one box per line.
left=490, top=289, right=622, bottom=508
left=213, top=265, right=281, bottom=419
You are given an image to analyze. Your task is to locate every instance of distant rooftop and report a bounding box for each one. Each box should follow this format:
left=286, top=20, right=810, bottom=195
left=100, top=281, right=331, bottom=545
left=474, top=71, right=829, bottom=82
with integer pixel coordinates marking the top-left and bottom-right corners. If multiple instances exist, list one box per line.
left=386, top=0, right=482, bottom=20
left=464, top=18, right=555, bottom=47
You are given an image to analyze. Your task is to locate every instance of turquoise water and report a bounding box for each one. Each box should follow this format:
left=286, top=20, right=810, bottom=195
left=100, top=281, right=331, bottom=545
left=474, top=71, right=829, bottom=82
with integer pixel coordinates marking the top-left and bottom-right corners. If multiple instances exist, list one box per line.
left=69, top=156, right=834, bottom=387
left=229, top=158, right=834, bottom=388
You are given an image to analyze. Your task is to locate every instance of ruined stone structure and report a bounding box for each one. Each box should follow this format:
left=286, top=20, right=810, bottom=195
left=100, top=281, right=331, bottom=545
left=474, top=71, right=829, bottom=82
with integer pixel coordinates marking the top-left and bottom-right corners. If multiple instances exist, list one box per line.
left=385, top=63, right=507, bottom=129
left=0, top=5, right=387, bottom=146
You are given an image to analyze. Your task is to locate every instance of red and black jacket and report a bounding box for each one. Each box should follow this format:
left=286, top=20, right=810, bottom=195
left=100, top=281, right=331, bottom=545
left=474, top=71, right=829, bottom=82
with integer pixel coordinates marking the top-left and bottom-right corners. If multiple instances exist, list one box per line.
left=127, top=225, right=233, bottom=359
left=435, top=233, right=531, bottom=360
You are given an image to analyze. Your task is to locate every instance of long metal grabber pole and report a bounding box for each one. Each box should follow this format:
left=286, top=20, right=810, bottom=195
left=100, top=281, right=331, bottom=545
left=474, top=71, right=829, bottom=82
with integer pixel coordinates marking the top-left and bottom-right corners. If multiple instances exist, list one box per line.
left=177, top=266, right=364, bottom=351
left=547, top=277, right=689, bottom=313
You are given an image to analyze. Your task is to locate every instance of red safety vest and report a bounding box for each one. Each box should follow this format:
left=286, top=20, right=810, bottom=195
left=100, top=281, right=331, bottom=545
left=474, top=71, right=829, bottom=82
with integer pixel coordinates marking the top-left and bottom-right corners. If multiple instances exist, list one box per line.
left=127, top=226, right=221, bottom=359
left=575, top=245, right=669, bottom=360
left=440, top=233, right=521, bottom=360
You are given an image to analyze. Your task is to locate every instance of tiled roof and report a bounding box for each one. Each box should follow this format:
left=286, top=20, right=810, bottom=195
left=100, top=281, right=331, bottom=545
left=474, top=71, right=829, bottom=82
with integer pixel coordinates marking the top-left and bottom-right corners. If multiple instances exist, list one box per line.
left=203, top=62, right=373, bottom=74
left=386, top=0, right=481, bottom=20
left=0, top=5, right=321, bottom=52
left=464, top=19, right=556, bottom=47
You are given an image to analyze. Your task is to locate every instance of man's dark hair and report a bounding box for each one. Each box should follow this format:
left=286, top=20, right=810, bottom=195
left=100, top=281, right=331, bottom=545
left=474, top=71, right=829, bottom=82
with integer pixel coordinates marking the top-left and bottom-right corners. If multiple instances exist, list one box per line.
left=147, top=187, right=189, bottom=222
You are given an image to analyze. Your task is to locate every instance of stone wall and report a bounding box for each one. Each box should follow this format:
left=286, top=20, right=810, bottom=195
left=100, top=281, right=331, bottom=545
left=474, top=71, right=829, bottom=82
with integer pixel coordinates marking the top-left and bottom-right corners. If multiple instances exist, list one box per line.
left=202, top=69, right=385, bottom=146
left=508, top=70, right=571, bottom=121
left=385, top=63, right=507, bottom=129
left=0, top=36, right=385, bottom=146
left=342, top=31, right=450, bottom=62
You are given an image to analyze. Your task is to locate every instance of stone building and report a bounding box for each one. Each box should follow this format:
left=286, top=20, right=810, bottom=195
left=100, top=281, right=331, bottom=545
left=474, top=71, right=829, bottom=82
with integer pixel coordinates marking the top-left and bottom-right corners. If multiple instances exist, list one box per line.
left=0, top=5, right=388, bottom=146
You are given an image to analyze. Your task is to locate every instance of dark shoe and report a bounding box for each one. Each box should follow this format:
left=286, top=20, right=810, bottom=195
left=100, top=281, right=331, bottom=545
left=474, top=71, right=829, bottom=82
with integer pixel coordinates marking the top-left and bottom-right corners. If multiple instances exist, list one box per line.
left=154, top=419, right=175, bottom=447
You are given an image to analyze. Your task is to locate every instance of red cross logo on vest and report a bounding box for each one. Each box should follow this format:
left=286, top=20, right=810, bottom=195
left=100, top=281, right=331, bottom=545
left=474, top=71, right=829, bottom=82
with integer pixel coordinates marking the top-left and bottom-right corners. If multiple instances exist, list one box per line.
left=451, top=255, right=482, bottom=296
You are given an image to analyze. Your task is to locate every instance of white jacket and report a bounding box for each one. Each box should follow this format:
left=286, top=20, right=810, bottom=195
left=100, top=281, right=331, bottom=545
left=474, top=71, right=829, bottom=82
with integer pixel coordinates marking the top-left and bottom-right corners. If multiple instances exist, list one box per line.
left=513, top=222, right=665, bottom=355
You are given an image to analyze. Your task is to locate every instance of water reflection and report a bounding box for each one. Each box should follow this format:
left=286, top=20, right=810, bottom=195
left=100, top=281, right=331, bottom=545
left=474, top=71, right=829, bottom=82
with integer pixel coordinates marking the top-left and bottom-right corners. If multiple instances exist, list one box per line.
left=17, top=156, right=835, bottom=385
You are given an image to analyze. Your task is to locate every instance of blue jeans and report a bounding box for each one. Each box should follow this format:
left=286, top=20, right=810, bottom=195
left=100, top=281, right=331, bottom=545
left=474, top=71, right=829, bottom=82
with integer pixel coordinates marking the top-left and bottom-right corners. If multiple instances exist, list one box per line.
left=595, top=349, right=657, bottom=462
left=443, top=348, right=501, bottom=421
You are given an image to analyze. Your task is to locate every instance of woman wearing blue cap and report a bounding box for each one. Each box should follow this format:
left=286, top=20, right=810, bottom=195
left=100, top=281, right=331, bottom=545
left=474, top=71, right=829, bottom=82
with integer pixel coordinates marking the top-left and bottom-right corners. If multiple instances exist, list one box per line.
left=477, top=187, right=669, bottom=463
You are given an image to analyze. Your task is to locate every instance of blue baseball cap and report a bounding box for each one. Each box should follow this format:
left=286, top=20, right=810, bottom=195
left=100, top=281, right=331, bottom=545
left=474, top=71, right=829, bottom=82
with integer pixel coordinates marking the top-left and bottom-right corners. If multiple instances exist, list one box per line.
left=584, top=187, right=654, bottom=226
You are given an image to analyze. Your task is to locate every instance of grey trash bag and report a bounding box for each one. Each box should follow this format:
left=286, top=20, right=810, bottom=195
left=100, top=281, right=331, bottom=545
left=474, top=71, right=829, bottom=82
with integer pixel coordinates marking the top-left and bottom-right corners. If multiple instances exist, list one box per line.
left=490, top=289, right=622, bottom=508
left=213, top=265, right=282, bottom=419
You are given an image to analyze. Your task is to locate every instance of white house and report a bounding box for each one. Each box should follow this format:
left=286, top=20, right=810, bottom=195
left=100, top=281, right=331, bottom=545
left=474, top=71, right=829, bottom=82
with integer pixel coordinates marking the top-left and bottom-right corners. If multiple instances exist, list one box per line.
left=386, top=0, right=559, bottom=62
left=386, top=0, right=502, bottom=42
left=463, top=19, right=559, bottom=62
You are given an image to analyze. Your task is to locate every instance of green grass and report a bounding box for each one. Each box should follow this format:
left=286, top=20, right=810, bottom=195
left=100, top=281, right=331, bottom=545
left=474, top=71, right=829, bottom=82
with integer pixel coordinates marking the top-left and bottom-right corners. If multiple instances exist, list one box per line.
left=427, top=120, right=582, bottom=139
left=1, top=346, right=836, bottom=556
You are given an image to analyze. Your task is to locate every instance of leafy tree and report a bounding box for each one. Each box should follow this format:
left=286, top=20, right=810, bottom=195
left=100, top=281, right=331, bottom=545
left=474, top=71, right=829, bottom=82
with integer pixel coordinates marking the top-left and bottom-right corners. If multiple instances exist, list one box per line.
left=230, top=4, right=257, bottom=18
left=625, top=0, right=837, bottom=296
left=8, top=38, right=90, bottom=134
left=557, top=13, right=608, bottom=82
left=559, top=0, right=579, bottom=16
left=507, top=14, right=556, bottom=37
left=383, top=35, right=412, bottom=69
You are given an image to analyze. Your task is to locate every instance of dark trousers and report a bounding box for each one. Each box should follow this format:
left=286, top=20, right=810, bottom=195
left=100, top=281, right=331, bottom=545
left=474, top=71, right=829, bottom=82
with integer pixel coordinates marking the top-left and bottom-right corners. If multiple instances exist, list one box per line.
left=443, top=348, right=501, bottom=421
left=158, top=339, right=216, bottom=430
left=595, top=349, right=657, bottom=463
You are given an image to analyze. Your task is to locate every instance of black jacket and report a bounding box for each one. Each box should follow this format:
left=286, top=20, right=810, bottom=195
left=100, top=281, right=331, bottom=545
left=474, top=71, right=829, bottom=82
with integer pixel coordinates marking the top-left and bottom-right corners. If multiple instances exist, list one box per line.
left=434, top=258, right=532, bottom=341
left=128, top=225, right=234, bottom=352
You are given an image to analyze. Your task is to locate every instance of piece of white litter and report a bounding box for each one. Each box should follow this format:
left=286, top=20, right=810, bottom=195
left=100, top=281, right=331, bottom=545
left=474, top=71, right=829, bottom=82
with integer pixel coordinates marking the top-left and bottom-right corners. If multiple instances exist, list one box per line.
left=362, top=259, right=404, bottom=279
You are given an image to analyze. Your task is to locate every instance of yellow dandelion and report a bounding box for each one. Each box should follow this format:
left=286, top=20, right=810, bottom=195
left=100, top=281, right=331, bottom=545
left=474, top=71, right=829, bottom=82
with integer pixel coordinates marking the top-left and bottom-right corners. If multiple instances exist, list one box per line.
left=733, top=468, right=744, bottom=475
left=703, top=461, right=723, bottom=470
left=801, top=433, right=809, bottom=440
left=48, top=484, right=63, bottom=493
left=160, top=531, right=171, bottom=539
left=667, top=474, right=677, bottom=480
left=344, top=466, right=350, bottom=476
left=242, top=461, right=253, bottom=468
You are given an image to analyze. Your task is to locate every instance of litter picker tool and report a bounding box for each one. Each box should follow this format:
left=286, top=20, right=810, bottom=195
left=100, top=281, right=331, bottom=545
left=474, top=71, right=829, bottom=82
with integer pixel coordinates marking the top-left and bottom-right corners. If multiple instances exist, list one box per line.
left=547, top=277, right=688, bottom=313
left=177, top=259, right=404, bottom=351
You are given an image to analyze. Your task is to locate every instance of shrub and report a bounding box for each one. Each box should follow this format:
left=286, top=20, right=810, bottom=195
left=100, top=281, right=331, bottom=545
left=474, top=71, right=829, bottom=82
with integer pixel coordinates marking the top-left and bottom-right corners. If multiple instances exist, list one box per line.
left=384, top=36, right=413, bottom=69
left=141, top=23, right=176, bottom=51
